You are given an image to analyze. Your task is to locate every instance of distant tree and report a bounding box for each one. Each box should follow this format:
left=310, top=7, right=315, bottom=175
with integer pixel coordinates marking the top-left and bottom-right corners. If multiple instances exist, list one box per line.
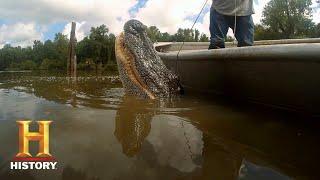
left=0, top=44, right=14, bottom=70
left=254, top=24, right=282, bottom=40
left=173, top=28, right=185, bottom=42
left=195, top=29, right=200, bottom=42
left=76, top=24, right=116, bottom=70
left=39, top=58, right=52, bottom=70
left=146, top=26, right=209, bottom=42
left=77, top=37, right=91, bottom=64
left=39, top=58, right=63, bottom=70
left=54, top=33, right=68, bottom=64
left=43, top=40, right=57, bottom=60
left=182, top=29, right=195, bottom=42
left=199, top=33, right=209, bottom=42
left=32, top=40, right=45, bottom=65
left=89, top=24, right=109, bottom=68
left=262, top=0, right=315, bottom=38
left=147, top=26, right=162, bottom=42
left=316, top=23, right=320, bottom=37
left=310, top=23, right=320, bottom=38
left=107, top=33, right=116, bottom=63
left=161, top=32, right=172, bottom=42
left=20, top=60, right=37, bottom=70
left=172, top=28, right=201, bottom=42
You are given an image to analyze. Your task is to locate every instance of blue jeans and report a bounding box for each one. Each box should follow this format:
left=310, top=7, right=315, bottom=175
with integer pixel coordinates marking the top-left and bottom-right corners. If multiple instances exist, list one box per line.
left=209, top=8, right=254, bottom=48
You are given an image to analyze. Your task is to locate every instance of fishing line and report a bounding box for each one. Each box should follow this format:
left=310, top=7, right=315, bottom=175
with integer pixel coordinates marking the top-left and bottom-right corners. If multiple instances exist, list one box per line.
left=175, top=0, right=209, bottom=73
left=233, top=0, right=238, bottom=45
left=175, top=0, right=209, bottom=156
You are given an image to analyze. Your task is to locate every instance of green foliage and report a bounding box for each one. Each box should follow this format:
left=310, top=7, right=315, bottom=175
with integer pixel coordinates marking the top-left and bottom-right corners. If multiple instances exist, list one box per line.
left=54, top=33, right=69, bottom=64
left=199, top=34, right=209, bottom=42
left=0, top=32, right=70, bottom=71
left=309, top=23, right=320, bottom=38
left=147, top=26, right=210, bottom=42
left=77, top=25, right=116, bottom=70
left=20, top=60, right=37, bottom=70
left=147, top=26, right=163, bottom=42
left=8, top=60, right=37, bottom=70
left=39, top=58, right=64, bottom=70
left=260, top=0, right=317, bottom=39
left=77, top=58, right=96, bottom=71
left=0, top=24, right=117, bottom=71
left=254, top=24, right=281, bottom=40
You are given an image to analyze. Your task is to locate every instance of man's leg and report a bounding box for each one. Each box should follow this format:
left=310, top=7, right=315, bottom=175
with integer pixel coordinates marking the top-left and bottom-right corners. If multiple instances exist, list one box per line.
left=209, top=8, right=229, bottom=49
left=233, top=15, right=254, bottom=47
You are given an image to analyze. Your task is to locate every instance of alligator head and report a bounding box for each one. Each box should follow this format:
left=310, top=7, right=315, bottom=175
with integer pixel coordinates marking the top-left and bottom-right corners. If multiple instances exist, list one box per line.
left=115, top=20, right=182, bottom=99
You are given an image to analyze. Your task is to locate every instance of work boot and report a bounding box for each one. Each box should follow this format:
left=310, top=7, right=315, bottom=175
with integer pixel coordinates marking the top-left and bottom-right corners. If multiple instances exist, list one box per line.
left=208, top=44, right=220, bottom=50
left=208, top=43, right=225, bottom=50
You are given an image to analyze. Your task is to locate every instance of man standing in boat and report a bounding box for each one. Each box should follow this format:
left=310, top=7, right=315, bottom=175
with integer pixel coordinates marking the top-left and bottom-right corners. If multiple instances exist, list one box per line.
left=209, top=0, right=254, bottom=49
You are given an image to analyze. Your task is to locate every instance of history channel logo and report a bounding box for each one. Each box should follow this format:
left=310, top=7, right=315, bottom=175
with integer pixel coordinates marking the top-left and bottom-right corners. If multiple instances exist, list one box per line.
left=10, top=121, right=57, bottom=170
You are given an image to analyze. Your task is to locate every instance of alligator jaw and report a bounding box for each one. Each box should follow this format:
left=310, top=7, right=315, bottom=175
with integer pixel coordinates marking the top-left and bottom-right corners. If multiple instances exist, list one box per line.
left=115, top=32, right=156, bottom=99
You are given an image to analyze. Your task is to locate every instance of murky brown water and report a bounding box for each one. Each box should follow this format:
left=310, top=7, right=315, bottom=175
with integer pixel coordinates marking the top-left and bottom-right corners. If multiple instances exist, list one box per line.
left=0, top=71, right=319, bottom=180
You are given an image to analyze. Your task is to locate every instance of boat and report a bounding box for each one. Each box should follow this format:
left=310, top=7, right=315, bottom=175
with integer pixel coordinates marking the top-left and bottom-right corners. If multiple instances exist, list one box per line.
left=155, top=38, right=320, bottom=115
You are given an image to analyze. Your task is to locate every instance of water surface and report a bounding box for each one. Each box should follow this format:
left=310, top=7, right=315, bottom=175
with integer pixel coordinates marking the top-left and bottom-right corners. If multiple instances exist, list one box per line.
left=0, top=71, right=319, bottom=180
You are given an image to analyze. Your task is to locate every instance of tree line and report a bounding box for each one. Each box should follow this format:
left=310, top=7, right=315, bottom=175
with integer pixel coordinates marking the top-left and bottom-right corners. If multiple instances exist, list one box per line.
left=255, top=0, right=320, bottom=40
left=147, top=26, right=210, bottom=42
left=0, top=25, right=117, bottom=71
left=0, top=25, right=209, bottom=71
left=0, top=0, right=319, bottom=71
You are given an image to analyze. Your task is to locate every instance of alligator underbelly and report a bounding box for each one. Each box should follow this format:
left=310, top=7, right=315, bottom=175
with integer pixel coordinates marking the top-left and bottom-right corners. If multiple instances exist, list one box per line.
left=115, top=33, right=156, bottom=99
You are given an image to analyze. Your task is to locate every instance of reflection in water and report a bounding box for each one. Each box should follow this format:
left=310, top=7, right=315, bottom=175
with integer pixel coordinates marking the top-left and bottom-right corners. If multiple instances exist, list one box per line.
left=200, top=133, right=242, bottom=179
left=239, top=160, right=291, bottom=180
left=0, top=71, right=123, bottom=109
left=0, top=71, right=319, bottom=179
left=0, top=170, right=36, bottom=180
left=67, top=77, right=78, bottom=108
left=114, top=97, right=152, bottom=157
left=147, top=114, right=203, bottom=174
left=62, top=166, right=100, bottom=180
left=0, top=165, right=105, bottom=180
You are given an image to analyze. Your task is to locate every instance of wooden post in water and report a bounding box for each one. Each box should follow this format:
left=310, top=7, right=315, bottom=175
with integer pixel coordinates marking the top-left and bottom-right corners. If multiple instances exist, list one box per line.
left=67, top=22, right=77, bottom=76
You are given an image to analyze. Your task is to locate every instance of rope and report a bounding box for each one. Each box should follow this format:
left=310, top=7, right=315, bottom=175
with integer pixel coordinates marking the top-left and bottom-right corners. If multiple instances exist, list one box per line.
left=233, top=0, right=238, bottom=45
left=175, top=0, right=209, bottom=73
left=180, top=120, right=195, bottom=161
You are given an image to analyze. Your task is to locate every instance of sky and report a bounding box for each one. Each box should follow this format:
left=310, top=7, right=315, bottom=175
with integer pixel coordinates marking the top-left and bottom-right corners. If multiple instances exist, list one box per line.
left=0, top=0, right=319, bottom=48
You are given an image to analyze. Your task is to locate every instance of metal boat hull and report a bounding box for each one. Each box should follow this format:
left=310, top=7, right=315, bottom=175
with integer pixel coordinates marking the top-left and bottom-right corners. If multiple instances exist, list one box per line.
left=156, top=41, right=320, bottom=114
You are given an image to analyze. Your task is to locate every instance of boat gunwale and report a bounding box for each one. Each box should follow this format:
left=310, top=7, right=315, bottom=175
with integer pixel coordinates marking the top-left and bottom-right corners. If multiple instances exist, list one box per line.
left=157, top=43, right=320, bottom=63
left=154, top=38, right=320, bottom=47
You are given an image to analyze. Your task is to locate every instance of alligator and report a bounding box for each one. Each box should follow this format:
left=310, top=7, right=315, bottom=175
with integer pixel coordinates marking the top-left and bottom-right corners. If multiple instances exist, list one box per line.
left=115, top=19, right=182, bottom=99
